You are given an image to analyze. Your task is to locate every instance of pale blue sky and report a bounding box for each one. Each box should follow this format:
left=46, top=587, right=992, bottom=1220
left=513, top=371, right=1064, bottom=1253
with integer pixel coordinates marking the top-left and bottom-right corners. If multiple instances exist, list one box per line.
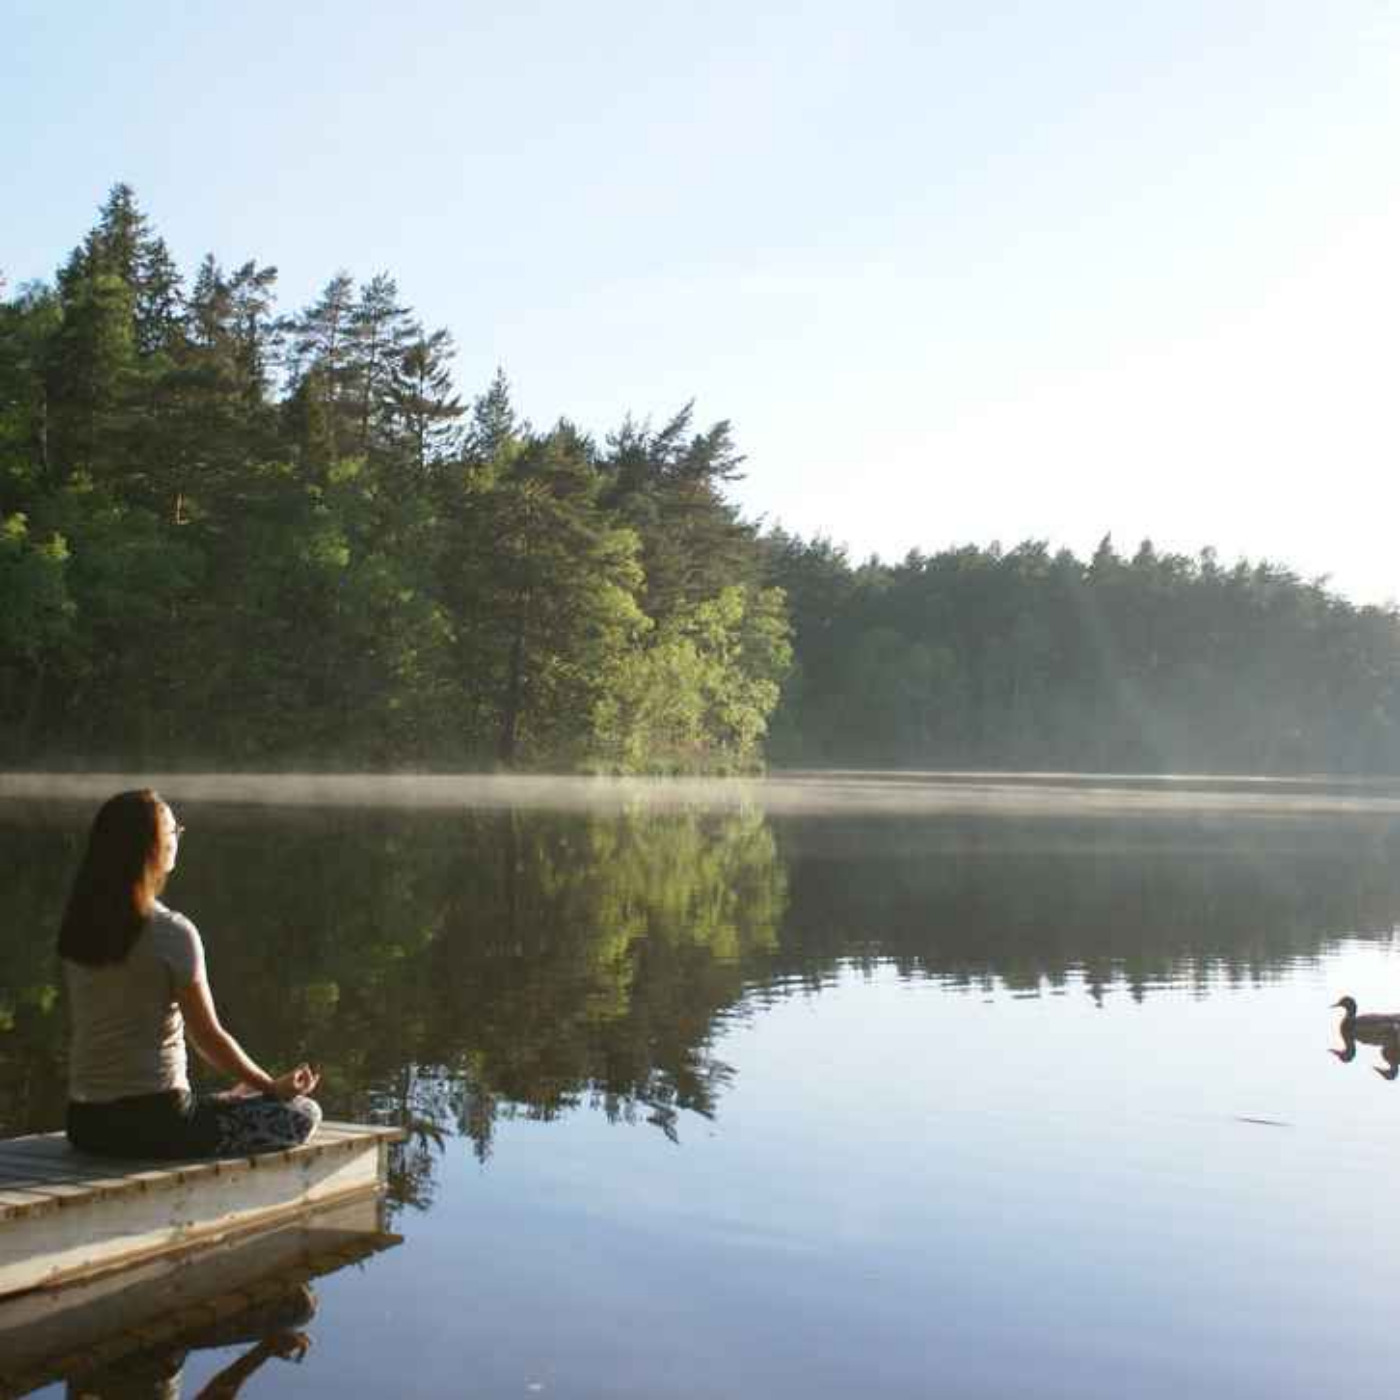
left=7, top=1, right=1399, bottom=602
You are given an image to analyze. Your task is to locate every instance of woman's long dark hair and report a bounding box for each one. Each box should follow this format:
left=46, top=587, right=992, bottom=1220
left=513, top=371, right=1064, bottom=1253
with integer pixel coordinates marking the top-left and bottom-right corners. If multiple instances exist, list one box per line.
left=58, top=789, right=166, bottom=966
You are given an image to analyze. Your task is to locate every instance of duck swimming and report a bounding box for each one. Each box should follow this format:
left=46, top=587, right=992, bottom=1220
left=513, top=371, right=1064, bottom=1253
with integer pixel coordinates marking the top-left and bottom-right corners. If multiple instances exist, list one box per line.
left=1333, top=996, right=1400, bottom=1041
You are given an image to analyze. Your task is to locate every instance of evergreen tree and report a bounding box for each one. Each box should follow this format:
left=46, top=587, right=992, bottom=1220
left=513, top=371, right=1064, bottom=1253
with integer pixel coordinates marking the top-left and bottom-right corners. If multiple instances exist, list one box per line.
left=447, top=423, right=646, bottom=764
left=389, top=328, right=463, bottom=473
left=466, top=367, right=520, bottom=470
left=0, top=284, right=61, bottom=496
left=287, top=273, right=357, bottom=458
left=226, top=261, right=281, bottom=404
left=601, top=404, right=756, bottom=624
left=45, top=270, right=137, bottom=485
left=133, top=235, right=184, bottom=357
left=349, top=273, right=417, bottom=458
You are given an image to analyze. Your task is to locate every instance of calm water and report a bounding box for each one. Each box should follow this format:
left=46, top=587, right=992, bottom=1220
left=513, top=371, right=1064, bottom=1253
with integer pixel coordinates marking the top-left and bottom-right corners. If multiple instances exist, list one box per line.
left=5, top=776, right=1400, bottom=1397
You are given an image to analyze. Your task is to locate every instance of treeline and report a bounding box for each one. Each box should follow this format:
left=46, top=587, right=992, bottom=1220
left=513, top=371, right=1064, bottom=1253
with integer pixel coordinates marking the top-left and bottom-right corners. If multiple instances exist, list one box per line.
left=765, top=534, right=1400, bottom=773
left=0, top=186, right=788, bottom=769
left=4, top=186, right=1400, bottom=773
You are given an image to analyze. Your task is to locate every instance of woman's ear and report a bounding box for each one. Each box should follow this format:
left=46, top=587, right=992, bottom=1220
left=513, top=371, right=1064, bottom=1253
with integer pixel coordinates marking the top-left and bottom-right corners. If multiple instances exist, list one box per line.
left=159, top=805, right=179, bottom=875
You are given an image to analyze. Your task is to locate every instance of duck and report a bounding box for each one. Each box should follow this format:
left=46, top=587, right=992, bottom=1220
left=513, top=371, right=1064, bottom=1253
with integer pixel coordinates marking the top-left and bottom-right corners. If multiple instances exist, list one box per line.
left=1333, top=996, right=1400, bottom=1042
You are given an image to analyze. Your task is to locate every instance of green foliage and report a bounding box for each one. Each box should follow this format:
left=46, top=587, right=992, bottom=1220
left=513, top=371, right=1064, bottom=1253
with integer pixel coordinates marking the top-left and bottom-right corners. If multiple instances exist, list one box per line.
left=448, top=425, right=650, bottom=763
left=0, top=189, right=785, bottom=769
left=593, top=585, right=792, bottom=771
left=0, top=513, right=73, bottom=745
left=6, top=184, right=1399, bottom=775
left=766, top=533, right=1400, bottom=774
left=0, top=514, right=72, bottom=657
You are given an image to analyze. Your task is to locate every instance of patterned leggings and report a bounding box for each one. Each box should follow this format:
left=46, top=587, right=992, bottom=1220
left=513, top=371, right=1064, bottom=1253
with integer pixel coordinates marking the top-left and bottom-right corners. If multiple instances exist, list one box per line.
left=68, top=1089, right=322, bottom=1160
left=209, top=1093, right=322, bottom=1154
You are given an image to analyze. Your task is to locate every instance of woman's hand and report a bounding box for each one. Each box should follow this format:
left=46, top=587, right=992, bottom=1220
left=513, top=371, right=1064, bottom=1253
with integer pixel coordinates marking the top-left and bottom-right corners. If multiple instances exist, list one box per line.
left=214, top=1081, right=262, bottom=1101
left=265, top=1330, right=312, bottom=1362
left=270, top=1063, right=320, bottom=1100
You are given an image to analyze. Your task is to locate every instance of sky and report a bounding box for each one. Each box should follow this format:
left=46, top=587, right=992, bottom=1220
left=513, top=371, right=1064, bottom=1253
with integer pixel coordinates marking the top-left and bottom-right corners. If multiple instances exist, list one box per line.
left=6, top=1, right=1399, bottom=604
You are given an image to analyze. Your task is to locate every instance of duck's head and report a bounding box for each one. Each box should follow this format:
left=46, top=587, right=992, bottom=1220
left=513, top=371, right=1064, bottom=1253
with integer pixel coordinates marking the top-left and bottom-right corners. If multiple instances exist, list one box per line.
left=1334, top=996, right=1359, bottom=1018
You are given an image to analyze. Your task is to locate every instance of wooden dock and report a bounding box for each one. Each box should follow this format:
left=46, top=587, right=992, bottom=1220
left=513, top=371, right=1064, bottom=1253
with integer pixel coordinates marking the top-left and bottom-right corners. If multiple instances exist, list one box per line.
left=0, top=1121, right=404, bottom=1300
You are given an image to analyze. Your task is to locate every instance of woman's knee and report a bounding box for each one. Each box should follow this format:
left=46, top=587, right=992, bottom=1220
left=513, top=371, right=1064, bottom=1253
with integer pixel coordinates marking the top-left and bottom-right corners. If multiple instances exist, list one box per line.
left=287, top=1095, right=322, bottom=1143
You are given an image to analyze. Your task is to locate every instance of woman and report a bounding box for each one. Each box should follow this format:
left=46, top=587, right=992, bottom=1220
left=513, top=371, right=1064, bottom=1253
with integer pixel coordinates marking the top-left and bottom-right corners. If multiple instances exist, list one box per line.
left=60, top=789, right=321, bottom=1159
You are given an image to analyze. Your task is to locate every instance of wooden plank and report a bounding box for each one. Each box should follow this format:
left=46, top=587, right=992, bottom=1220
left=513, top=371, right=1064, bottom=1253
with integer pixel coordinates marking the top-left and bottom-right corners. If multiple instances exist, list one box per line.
left=0, top=1121, right=400, bottom=1154
left=319, top=1121, right=404, bottom=1140
left=0, top=1133, right=75, bottom=1153
left=0, top=1125, right=402, bottom=1203
left=0, top=1126, right=406, bottom=1218
left=0, top=1189, right=55, bottom=1214
left=1, top=1141, right=382, bottom=1294
left=0, top=1125, right=403, bottom=1298
left=0, top=1122, right=398, bottom=1170
left=1, top=1177, right=94, bottom=1205
left=0, top=1155, right=171, bottom=1185
left=0, top=1159, right=249, bottom=1210
left=3, top=1148, right=325, bottom=1221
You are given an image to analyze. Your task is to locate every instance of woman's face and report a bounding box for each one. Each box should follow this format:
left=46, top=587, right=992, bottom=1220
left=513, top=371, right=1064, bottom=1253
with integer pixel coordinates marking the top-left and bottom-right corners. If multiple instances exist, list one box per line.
left=157, top=802, right=181, bottom=875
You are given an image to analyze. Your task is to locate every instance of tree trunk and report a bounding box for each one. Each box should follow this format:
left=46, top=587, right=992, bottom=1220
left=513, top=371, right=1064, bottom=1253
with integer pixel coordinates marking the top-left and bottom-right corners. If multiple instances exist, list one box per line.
left=497, top=594, right=529, bottom=766
left=19, top=657, right=47, bottom=753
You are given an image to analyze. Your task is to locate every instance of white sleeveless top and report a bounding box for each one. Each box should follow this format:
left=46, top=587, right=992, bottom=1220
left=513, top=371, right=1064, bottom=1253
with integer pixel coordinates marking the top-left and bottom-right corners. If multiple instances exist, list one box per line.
left=63, top=901, right=206, bottom=1103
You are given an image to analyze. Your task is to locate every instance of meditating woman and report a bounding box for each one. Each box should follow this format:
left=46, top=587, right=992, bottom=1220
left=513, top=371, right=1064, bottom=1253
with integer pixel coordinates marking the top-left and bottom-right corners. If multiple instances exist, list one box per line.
left=60, top=789, right=321, bottom=1159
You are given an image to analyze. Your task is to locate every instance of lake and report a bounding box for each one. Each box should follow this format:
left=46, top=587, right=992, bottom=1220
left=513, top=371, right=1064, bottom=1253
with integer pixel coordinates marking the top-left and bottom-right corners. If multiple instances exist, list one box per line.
left=5, top=773, right=1400, bottom=1397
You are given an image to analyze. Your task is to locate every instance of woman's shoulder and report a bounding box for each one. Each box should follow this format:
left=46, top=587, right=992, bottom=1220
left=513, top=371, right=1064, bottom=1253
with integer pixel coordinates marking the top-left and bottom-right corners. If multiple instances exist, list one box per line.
left=148, top=901, right=206, bottom=984
left=150, top=901, right=202, bottom=944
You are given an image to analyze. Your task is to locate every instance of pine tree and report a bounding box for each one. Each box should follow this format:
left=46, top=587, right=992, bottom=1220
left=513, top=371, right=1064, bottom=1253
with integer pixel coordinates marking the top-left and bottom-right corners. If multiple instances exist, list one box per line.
left=0, top=284, right=62, bottom=494
left=46, top=272, right=137, bottom=484
left=447, top=423, right=645, bottom=764
left=467, top=367, right=520, bottom=468
left=226, top=261, right=281, bottom=404
left=287, top=274, right=357, bottom=460
left=133, top=235, right=184, bottom=357
left=601, top=404, right=755, bottom=625
left=350, top=273, right=417, bottom=458
left=389, top=328, right=463, bottom=473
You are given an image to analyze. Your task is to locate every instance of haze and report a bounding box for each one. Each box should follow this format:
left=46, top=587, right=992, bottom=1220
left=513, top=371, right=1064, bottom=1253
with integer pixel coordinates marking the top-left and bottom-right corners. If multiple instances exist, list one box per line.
left=7, top=772, right=1400, bottom=819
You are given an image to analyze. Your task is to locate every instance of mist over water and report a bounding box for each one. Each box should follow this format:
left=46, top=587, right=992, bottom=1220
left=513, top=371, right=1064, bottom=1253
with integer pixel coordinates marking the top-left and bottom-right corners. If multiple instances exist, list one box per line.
left=6, top=768, right=1400, bottom=818
left=6, top=773, right=1400, bottom=1397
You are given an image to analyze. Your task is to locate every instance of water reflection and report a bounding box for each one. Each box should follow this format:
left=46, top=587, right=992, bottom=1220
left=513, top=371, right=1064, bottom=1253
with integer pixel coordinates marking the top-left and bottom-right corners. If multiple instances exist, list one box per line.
left=5, top=799, right=1400, bottom=1199
left=776, top=817, right=1400, bottom=997
left=1332, top=1026, right=1400, bottom=1079
left=65, top=1284, right=315, bottom=1400
left=0, top=806, right=788, bottom=1175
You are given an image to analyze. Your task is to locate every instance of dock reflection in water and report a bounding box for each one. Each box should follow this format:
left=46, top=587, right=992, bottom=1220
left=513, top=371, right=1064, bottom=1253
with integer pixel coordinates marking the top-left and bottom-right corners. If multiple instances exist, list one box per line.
left=2, top=1195, right=400, bottom=1399
left=63, top=1285, right=313, bottom=1400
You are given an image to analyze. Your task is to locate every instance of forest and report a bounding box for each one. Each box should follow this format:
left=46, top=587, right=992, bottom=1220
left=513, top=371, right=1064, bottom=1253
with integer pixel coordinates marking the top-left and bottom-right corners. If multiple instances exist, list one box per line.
left=3, top=185, right=1399, bottom=774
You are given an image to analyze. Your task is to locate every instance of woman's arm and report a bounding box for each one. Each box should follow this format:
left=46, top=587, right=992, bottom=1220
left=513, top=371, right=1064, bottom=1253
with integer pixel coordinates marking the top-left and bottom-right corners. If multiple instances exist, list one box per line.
left=176, top=977, right=321, bottom=1100
left=175, top=977, right=276, bottom=1094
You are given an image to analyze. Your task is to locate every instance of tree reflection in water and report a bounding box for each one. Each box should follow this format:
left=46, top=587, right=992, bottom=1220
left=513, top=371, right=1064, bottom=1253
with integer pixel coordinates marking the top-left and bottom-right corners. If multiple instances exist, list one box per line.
left=0, top=804, right=788, bottom=1197
left=5, top=800, right=1400, bottom=1215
